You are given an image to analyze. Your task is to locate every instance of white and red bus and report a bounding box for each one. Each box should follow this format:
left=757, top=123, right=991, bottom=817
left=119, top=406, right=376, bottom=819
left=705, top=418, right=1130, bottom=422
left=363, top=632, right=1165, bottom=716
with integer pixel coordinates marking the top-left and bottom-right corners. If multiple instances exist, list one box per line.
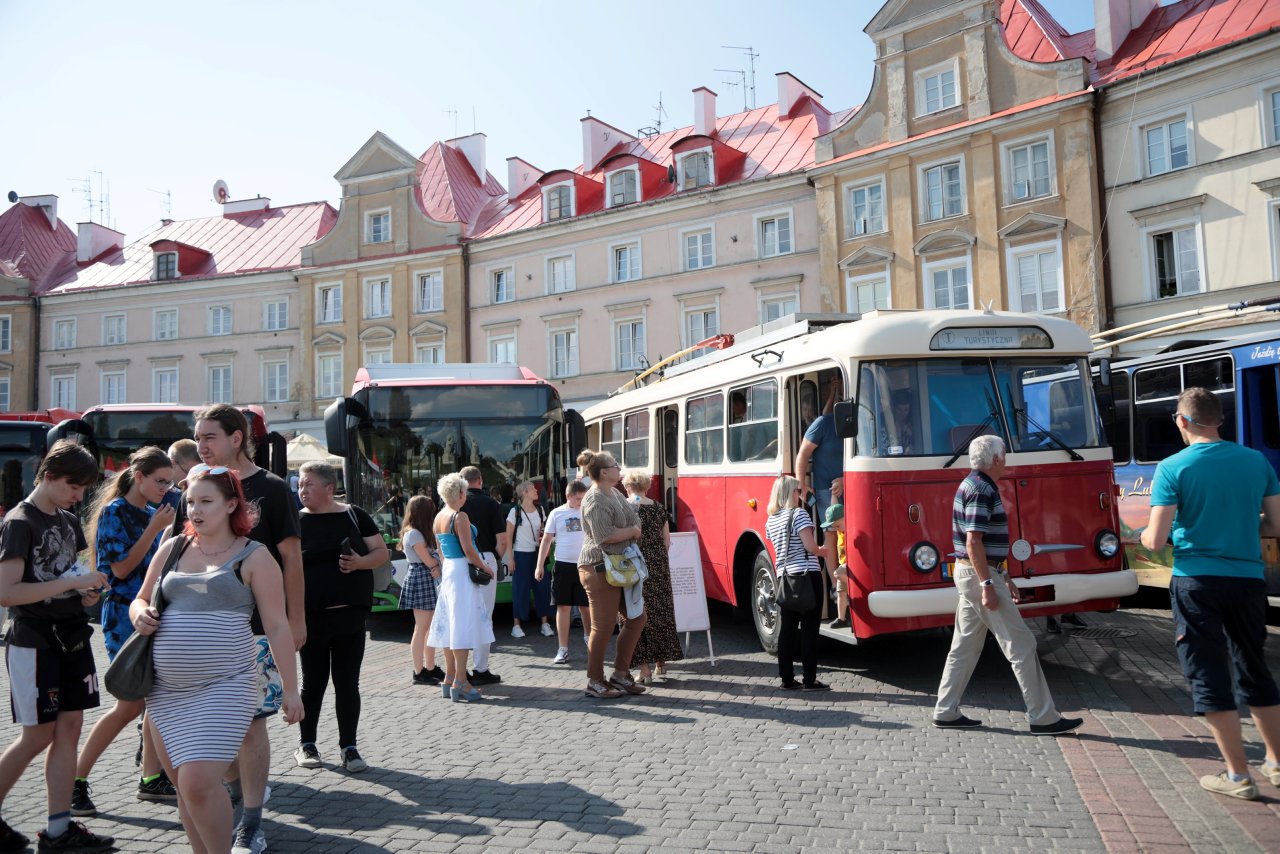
left=581, top=310, right=1138, bottom=651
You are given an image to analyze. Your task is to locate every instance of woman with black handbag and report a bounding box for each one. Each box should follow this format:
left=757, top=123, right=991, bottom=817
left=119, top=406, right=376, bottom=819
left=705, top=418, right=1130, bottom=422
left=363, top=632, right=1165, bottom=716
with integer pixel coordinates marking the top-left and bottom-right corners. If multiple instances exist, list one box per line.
left=764, top=475, right=829, bottom=691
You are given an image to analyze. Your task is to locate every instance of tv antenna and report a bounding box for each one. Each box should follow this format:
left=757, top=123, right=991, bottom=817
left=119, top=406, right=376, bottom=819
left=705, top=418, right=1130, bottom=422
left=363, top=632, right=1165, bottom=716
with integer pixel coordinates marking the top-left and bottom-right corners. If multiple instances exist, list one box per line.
left=68, top=171, right=110, bottom=224
left=721, top=44, right=759, bottom=108
left=637, top=92, right=668, bottom=138
left=442, top=107, right=458, bottom=137
left=714, top=67, right=749, bottom=111
left=149, top=188, right=173, bottom=219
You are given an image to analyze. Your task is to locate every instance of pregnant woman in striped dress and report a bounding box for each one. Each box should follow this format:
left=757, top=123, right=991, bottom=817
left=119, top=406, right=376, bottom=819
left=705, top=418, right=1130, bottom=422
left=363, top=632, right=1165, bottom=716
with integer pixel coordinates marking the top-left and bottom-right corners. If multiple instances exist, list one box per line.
left=130, top=466, right=302, bottom=854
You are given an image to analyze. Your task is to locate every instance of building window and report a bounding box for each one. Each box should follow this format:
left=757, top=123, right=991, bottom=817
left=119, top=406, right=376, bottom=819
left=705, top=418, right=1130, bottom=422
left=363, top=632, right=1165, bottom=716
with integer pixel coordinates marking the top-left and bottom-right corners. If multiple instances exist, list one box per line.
left=155, top=252, right=178, bottom=281
left=760, top=294, right=797, bottom=324
left=1269, top=88, right=1280, bottom=145
left=1144, top=117, right=1190, bottom=176
left=366, top=210, right=391, bottom=244
left=613, top=244, right=640, bottom=283
left=846, top=181, right=885, bottom=236
left=846, top=273, right=890, bottom=314
left=547, top=255, right=574, bottom=293
left=1008, top=140, right=1052, bottom=202
left=609, top=170, right=638, bottom=207
left=264, top=300, right=288, bottom=331
left=208, top=365, right=232, bottom=404
left=54, top=319, right=76, bottom=350
left=364, top=346, right=392, bottom=366
left=100, top=371, right=125, bottom=405
left=615, top=320, right=645, bottom=371
left=923, top=161, right=964, bottom=221
left=52, top=375, right=75, bottom=410
left=153, top=368, right=178, bottom=404
left=317, top=284, right=343, bottom=324
left=415, top=344, right=443, bottom=364
left=544, top=185, right=572, bottom=221
left=1009, top=242, right=1063, bottom=313
left=366, top=278, right=391, bottom=318
left=103, top=314, right=126, bottom=346
left=317, top=353, right=343, bottom=398
left=551, top=329, right=579, bottom=378
left=685, top=306, right=718, bottom=357
left=758, top=214, right=793, bottom=258
left=416, top=271, right=443, bottom=313
left=924, top=258, right=971, bottom=310
left=917, top=62, right=959, bottom=115
left=1152, top=225, right=1201, bottom=298
left=492, top=269, right=514, bottom=304
left=264, top=361, right=288, bottom=403
left=208, top=305, right=232, bottom=336
left=0, top=376, right=9, bottom=411
left=680, top=152, right=712, bottom=190
left=0, top=315, right=9, bottom=352
left=684, top=229, right=714, bottom=270
left=154, top=309, right=177, bottom=341
left=489, top=334, right=516, bottom=364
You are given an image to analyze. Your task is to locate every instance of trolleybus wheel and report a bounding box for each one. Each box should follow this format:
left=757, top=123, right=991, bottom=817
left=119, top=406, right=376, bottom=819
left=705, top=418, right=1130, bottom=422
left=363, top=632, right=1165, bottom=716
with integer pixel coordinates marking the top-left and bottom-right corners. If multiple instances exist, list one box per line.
left=751, top=550, right=782, bottom=655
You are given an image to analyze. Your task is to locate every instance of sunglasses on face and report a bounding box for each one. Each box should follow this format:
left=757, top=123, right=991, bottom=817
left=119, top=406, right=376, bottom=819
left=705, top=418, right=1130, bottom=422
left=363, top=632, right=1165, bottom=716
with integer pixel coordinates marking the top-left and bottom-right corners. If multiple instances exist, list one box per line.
left=1171, top=412, right=1203, bottom=427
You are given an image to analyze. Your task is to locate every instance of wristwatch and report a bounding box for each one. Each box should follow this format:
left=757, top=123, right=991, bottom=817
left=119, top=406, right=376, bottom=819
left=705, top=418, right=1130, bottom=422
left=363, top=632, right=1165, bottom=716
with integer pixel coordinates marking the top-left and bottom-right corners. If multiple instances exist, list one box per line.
left=980, top=579, right=994, bottom=587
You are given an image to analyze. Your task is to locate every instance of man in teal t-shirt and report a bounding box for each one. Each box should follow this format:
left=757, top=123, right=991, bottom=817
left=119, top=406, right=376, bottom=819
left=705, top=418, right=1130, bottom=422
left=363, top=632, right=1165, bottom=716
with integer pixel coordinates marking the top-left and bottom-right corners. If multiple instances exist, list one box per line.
left=1142, top=387, right=1280, bottom=801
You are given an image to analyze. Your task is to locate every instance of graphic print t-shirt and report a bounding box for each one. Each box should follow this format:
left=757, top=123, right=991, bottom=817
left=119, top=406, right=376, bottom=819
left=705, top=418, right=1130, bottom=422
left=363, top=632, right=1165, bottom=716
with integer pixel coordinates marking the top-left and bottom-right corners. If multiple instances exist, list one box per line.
left=544, top=504, right=585, bottom=562
left=0, top=500, right=89, bottom=646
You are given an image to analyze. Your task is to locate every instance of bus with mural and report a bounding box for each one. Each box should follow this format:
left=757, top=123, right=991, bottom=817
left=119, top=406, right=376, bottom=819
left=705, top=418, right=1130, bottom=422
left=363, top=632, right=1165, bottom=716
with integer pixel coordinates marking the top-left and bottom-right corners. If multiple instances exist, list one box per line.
left=581, top=309, right=1137, bottom=652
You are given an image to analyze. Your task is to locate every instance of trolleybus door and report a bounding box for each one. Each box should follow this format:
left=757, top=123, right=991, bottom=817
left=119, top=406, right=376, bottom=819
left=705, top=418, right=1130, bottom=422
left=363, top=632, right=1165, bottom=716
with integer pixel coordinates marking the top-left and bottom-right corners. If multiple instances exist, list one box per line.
left=658, top=406, right=679, bottom=528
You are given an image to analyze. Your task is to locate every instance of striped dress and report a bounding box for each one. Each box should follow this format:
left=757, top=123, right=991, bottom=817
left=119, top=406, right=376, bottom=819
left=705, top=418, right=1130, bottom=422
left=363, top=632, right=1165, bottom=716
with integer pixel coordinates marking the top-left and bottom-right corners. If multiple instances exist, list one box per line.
left=148, top=541, right=260, bottom=768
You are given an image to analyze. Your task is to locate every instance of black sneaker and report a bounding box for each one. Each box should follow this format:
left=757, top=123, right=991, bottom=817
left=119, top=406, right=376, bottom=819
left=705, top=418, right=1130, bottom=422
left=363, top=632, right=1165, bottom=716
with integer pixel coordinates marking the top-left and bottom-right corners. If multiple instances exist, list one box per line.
left=1045, top=617, right=1062, bottom=634
left=1062, top=613, right=1087, bottom=627
left=469, top=669, right=501, bottom=685
left=36, top=821, right=114, bottom=851
left=0, top=820, right=29, bottom=852
left=341, top=746, right=368, bottom=773
left=828, top=617, right=850, bottom=630
left=1030, top=716, right=1084, bottom=736
left=71, top=778, right=97, bottom=817
left=425, top=665, right=445, bottom=681
left=802, top=680, right=831, bottom=692
left=137, top=771, right=177, bottom=802
left=412, top=668, right=438, bottom=686
left=933, top=714, right=983, bottom=729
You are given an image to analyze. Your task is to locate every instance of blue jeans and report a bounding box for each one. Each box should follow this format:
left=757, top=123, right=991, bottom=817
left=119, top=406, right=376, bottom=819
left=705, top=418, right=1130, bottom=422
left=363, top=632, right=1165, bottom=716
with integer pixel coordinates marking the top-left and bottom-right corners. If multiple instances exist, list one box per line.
left=511, top=550, right=554, bottom=622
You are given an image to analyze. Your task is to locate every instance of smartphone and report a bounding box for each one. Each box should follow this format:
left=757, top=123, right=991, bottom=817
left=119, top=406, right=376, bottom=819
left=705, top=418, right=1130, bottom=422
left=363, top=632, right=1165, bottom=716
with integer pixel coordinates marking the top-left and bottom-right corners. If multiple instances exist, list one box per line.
left=804, top=491, right=816, bottom=509
left=340, top=538, right=355, bottom=556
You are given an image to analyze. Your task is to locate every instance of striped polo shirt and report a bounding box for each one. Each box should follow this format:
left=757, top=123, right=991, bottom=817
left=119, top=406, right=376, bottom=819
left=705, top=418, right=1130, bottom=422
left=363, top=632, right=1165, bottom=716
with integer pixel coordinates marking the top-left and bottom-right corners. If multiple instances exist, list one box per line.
left=952, top=470, right=1009, bottom=562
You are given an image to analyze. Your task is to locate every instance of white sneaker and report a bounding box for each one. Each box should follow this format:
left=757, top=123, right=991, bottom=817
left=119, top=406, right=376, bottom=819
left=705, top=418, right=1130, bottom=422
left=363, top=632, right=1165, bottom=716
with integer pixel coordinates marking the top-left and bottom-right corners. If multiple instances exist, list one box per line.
left=552, top=647, right=569, bottom=664
left=583, top=633, right=590, bottom=645
left=511, top=624, right=526, bottom=638
left=540, top=623, right=555, bottom=637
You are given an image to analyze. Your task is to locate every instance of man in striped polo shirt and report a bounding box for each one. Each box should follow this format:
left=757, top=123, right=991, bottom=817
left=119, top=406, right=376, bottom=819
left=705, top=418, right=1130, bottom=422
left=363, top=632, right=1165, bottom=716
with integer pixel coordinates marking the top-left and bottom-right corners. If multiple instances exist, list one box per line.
left=932, top=434, right=1082, bottom=735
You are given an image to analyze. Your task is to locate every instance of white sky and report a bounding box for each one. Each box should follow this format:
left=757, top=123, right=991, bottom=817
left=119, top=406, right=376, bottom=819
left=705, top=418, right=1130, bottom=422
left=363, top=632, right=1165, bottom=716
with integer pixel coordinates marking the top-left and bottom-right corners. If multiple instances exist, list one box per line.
left=1, top=0, right=1096, bottom=240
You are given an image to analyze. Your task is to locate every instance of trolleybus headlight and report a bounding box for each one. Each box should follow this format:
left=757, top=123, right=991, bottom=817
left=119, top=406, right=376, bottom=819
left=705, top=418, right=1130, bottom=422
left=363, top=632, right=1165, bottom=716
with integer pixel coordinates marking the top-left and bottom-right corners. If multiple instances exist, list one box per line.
left=910, top=542, right=939, bottom=573
left=1095, top=530, right=1120, bottom=559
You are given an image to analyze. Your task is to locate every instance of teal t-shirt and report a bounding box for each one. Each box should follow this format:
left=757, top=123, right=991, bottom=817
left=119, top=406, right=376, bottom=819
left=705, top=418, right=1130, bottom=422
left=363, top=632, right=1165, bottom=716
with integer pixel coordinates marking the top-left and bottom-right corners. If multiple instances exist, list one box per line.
left=1150, top=441, right=1280, bottom=579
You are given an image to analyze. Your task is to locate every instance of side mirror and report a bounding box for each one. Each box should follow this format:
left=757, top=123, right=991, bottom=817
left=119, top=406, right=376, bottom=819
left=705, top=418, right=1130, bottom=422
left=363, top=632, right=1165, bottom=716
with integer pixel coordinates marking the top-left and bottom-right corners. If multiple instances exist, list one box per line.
left=565, top=410, right=587, bottom=462
left=1098, top=358, right=1112, bottom=387
left=323, top=397, right=367, bottom=459
left=47, top=419, right=96, bottom=452
left=832, top=401, right=857, bottom=439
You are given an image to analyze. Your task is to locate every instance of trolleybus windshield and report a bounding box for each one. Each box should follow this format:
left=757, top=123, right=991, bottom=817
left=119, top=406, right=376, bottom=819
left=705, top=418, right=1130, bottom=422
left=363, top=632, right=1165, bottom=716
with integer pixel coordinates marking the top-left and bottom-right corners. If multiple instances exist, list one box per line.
left=0, top=425, right=46, bottom=513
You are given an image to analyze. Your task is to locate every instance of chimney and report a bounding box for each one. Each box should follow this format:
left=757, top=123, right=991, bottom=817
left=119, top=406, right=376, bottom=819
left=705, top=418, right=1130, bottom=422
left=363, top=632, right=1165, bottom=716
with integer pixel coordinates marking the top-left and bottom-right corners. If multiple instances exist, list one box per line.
left=222, top=196, right=271, bottom=215
left=693, top=87, right=717, bottom=136
left=76, top=222, right=124, bottom=263
left=447, top=133, right=487, bottom=181
left=506, top=157, right=542, bottom=199
left=776, top=72, right=823, bottom=117
left=19, top=194, right=59, bottom=229
left=581, top=116, right=635, bottom=171
left=1095, top=0, right=1158, bottom=61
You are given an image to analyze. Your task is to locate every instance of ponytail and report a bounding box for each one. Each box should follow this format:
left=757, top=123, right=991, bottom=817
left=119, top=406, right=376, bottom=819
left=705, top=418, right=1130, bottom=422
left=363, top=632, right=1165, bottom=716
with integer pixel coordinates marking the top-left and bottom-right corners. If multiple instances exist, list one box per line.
left=84, top=446, right=172, bottom=565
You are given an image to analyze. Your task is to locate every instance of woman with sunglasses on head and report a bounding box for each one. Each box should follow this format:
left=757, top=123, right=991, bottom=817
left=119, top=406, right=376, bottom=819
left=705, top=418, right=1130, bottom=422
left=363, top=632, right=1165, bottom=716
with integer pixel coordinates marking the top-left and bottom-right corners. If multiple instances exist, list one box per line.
left=71, top=447, right=179, bottom=818
left=130, top=465, right=302, bottom=854
left=765, top=475, right=828, bottom=691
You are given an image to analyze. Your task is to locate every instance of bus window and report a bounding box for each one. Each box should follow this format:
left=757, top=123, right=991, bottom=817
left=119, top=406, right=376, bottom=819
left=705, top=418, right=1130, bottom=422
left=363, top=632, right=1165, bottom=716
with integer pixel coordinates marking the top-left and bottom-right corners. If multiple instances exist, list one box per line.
left=685, top=393, right=724, bottom=464
left=798, top=380, right=818, bottom=436
left=623, top=411, right=649, bottom=467
left=601, top=416, right=623, bottom=462
left=663, top=409, right=679, bottom=468
left=728, top=380, right=778, bottom=462
left=1134, top=366, right=1182, bottom=462
left=1184, top=356, right=1236, bottom=442
left=1097, top=370, right=1132, bottom=463
left=995, top=358, right=1101, bottom=452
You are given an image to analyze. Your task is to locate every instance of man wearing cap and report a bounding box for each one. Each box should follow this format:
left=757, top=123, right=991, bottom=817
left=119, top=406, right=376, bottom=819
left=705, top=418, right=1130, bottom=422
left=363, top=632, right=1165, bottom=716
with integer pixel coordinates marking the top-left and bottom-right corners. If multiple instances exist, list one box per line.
left=820, top=503, right=850, bottom=631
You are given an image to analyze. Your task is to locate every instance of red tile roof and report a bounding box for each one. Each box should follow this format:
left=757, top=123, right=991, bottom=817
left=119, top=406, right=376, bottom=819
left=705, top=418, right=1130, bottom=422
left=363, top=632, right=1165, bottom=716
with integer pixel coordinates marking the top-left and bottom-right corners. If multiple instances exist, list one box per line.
left=473, top=100, right=846, bottom=240
left=48, top=202, right=337, bottom=294
left=0, top=202, right=77, bottom=292
left=416, top=142, right=507, bottom=237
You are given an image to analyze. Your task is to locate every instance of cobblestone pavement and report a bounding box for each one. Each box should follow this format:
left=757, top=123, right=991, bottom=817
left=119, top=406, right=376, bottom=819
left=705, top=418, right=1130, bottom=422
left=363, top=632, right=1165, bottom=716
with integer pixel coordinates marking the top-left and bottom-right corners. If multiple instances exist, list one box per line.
left=2, top=604, right=1279, bottom=852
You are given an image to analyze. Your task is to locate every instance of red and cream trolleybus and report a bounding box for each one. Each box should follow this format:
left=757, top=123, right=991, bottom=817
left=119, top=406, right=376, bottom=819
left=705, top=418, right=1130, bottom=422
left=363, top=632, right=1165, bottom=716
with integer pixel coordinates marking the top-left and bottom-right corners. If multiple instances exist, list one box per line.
left=580, top=310, right=1138, bottom=651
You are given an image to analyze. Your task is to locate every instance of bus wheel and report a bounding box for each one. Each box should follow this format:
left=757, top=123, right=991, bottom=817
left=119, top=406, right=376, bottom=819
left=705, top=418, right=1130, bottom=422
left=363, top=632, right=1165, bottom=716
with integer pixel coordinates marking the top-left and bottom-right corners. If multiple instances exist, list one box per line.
left=751, top=551, right=781, bottom=655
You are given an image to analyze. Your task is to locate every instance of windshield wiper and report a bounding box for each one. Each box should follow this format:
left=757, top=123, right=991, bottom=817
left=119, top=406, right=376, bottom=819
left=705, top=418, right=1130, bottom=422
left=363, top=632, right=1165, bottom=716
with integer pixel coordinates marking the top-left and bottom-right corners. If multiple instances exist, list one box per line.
left=943, top=391, right=1003, bottom=469
left=1012, top=407, right=1084, bottom=461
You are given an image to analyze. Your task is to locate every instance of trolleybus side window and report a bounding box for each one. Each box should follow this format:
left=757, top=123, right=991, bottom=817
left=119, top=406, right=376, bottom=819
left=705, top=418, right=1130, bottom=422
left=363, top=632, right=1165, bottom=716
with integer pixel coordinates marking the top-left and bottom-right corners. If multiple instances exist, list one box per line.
left=685, top=392, right=724, bottom=464
left=624, top=411, right=649, bottom=467
left=1093, top=370, right=1132, bottom=464
left=1133, top=356, right=1236, bottom=463
left=601, top=416, right=623, bottom=463
left=728, top=380, right=778, bottom=462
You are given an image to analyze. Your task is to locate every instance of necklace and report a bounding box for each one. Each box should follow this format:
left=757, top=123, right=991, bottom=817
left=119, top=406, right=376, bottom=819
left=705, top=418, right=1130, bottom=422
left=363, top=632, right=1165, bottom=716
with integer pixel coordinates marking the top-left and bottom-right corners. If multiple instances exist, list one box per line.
left=195, top=537, right=238, bottom=558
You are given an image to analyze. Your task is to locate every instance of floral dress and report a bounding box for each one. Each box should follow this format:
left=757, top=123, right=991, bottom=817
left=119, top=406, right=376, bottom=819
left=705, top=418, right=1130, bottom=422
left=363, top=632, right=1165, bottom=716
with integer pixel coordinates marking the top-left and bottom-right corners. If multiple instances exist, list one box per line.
left=630, top=501, right=684, bottom=665
left=96, top=497, right=160, bottom=659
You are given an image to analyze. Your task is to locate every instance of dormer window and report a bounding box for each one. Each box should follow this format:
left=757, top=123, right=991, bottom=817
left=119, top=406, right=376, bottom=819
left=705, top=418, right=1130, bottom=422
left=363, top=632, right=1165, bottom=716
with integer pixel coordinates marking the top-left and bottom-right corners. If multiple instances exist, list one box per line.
left=680, top=152, right=713, bottom=191
left=544, top=185, right=573, bottom=221
left=155, top=252, right=178, bottom=281
left=609, top=170, right=638, bottom=207
left=916, top=60, right=960, bottom=116
left=365, top=210, right=391, bottom=244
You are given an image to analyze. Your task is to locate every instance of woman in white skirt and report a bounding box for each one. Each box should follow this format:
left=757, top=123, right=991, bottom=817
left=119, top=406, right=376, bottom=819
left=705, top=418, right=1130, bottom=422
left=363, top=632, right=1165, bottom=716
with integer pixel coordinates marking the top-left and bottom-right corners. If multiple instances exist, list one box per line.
left=427, top=473, right=495, bottom=702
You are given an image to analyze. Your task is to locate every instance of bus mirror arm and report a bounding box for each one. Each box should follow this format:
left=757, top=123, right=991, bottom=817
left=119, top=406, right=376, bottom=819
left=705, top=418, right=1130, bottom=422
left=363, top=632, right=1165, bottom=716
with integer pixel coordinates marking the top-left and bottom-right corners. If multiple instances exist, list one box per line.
left=47, top=418, right=96, bottom=454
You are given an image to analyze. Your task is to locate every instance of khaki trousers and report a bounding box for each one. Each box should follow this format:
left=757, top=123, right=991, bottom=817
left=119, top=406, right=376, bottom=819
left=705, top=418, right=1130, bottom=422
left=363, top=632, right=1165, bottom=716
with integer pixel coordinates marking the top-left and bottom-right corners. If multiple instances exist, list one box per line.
left=933, top=563, right=1060, bottom=726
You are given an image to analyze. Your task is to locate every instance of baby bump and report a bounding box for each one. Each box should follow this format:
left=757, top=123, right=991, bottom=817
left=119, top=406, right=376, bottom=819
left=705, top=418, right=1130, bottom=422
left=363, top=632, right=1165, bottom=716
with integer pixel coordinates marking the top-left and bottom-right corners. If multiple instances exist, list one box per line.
left=154, top=612, right=256, bottom=686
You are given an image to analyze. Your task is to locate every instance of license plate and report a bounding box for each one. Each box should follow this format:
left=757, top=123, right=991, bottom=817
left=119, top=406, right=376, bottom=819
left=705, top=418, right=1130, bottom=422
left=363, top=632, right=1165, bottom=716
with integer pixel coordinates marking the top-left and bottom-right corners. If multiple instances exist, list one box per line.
left=1018, top=584, right=1055, bottom=604
left=941, top=562, right=953, bottom=580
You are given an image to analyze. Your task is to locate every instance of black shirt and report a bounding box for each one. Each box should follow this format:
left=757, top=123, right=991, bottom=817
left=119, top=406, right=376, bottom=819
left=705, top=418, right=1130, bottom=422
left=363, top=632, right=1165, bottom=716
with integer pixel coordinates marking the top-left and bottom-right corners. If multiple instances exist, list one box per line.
left=299, top=505, right=379, bottom=611
left=0, top=500, right=90, bottom=647
left=463, top=487, right=505, bottom=554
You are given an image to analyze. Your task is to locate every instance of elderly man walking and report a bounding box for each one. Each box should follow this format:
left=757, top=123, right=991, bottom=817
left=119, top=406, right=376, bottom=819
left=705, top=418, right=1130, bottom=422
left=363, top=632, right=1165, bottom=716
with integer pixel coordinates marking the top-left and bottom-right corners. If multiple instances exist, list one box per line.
left=933, top=434, right=1082, bottom=735
left=1141, top=387, right=1280, bottom=800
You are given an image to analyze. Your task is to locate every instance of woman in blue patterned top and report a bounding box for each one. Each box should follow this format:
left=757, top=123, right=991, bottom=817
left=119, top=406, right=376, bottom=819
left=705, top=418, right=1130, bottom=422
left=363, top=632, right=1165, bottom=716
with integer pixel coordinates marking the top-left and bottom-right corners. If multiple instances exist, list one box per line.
left=71, top=446, right=178, bottom=817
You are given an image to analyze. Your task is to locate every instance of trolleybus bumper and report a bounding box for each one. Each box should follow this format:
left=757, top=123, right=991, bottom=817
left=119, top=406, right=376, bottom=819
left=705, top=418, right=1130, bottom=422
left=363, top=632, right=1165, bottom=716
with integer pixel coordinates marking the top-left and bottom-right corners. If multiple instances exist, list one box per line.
left=867, top=569, right=1138, bottom=620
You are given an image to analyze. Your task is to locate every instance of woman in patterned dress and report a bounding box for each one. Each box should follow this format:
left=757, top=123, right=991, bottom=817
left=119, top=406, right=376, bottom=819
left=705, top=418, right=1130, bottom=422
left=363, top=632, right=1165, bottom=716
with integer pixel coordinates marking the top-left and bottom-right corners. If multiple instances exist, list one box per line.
left=621, top=469, right=683, bottom=683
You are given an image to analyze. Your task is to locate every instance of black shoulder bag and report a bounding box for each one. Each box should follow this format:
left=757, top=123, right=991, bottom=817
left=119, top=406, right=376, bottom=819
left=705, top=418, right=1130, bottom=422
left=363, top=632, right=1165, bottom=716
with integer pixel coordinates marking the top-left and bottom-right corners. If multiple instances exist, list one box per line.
left=774, top=509, right=816, bottom=613
left=450, top=512, right=491, bottom=586
left=103, top=536, right=190, bottom=701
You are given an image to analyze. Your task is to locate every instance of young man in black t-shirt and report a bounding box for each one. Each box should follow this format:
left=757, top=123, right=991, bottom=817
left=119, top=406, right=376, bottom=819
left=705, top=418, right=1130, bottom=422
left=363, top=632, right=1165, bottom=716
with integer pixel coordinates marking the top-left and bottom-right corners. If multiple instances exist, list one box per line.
left=0, top=441, right=115, bottom=851
left=461, top=466, right=508, bottom=685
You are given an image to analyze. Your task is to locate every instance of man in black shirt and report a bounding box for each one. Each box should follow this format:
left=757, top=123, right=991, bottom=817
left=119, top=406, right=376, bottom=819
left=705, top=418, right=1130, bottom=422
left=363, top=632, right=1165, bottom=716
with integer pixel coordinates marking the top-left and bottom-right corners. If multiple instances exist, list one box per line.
left=461, top=466, right=508, bottom=685
left=0, top=440, right=115, bottom=851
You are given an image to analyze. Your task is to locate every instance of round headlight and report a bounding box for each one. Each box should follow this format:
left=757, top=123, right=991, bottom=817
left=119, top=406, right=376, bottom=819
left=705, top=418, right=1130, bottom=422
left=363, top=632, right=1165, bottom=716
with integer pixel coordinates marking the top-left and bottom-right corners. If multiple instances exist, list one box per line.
left=1096, top=530, right=1120, bottom=559
left=910, top=542, right=939, bottom=573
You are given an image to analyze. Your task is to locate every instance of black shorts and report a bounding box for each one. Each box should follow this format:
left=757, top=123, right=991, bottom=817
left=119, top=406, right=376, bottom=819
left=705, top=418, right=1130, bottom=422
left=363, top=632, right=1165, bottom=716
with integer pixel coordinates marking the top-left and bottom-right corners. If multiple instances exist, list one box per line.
left=551, top=560, right=590, bottom=607
left=6, top=644, right=100, bottom=726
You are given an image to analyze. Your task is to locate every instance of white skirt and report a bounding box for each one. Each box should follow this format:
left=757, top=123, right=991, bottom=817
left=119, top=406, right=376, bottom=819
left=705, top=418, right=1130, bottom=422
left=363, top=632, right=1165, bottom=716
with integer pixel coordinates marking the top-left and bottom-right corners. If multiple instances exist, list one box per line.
left=426, top=556, right=496, bottom=650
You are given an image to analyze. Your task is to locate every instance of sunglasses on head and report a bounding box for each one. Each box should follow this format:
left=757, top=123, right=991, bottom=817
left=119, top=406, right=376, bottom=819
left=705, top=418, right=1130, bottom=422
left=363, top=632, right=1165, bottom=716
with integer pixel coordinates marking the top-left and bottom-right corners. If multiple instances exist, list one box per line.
left=187, top=464, right=231, bottom=478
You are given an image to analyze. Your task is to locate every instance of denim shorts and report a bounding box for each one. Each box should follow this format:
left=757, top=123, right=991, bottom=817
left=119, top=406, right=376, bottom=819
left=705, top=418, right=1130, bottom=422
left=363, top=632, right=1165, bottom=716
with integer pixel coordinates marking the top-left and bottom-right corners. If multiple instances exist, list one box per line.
left=1170, top=574, right=1280, bottom=714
